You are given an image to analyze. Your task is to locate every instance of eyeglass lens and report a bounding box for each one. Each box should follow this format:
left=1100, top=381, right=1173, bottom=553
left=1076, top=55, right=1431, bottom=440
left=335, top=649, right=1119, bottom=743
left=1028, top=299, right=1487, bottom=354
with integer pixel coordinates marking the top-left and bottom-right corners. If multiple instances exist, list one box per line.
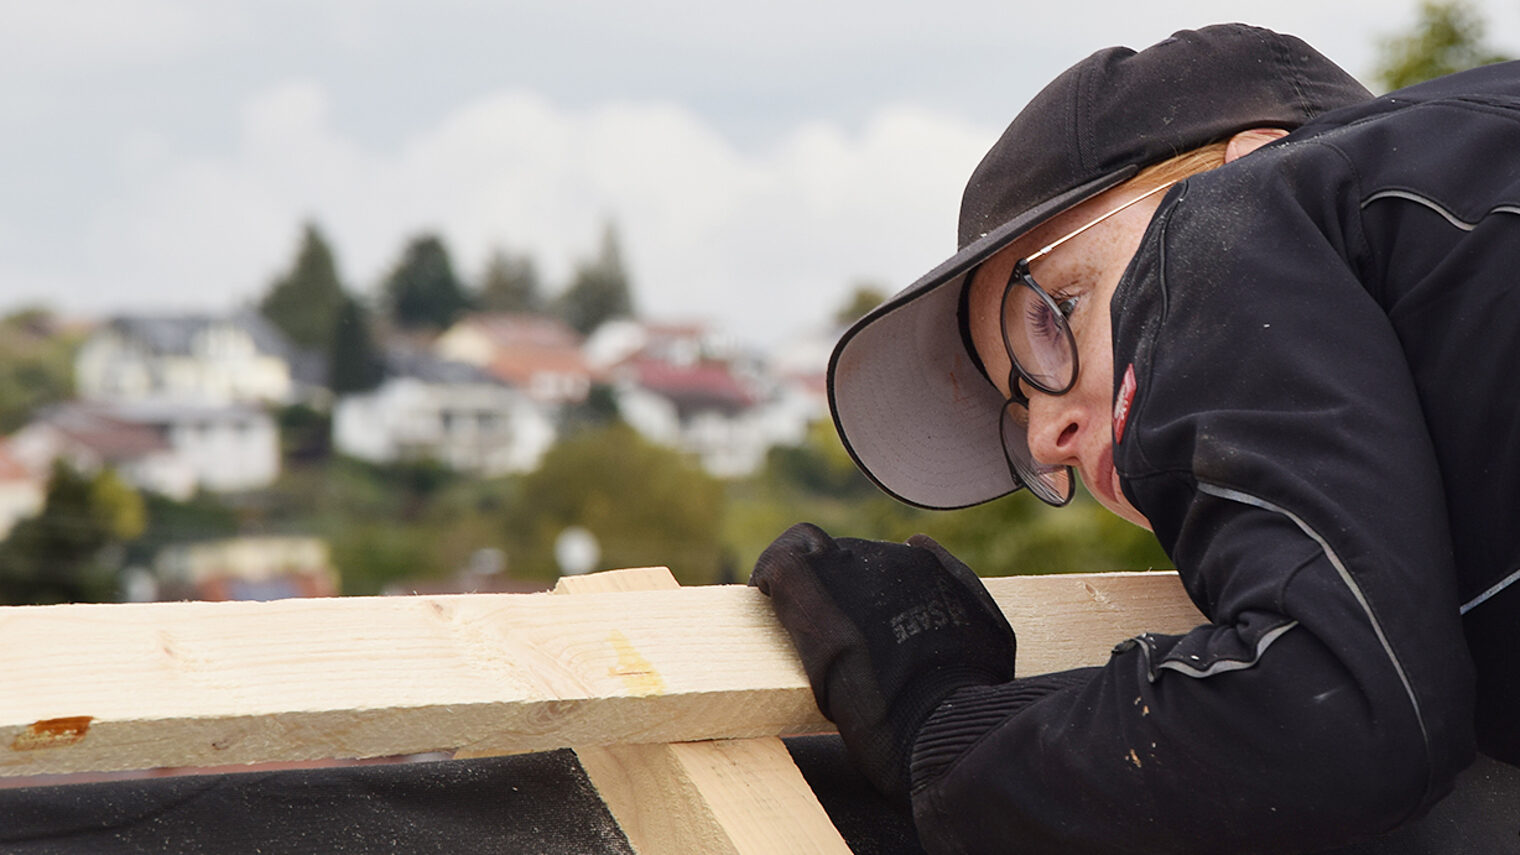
left=1000, top=397, right=1073, bottom=506
left=1000, top=266, right=1078, bottom=395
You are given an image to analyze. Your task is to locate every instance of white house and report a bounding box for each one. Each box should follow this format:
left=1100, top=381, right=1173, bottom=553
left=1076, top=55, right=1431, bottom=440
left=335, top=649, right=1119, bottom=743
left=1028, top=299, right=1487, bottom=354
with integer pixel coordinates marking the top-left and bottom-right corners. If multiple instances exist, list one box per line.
left=332, top=351, right=555, bottom=475
left=75, top=312, right=295, bottom=406
left=9, top=401, right=280, bottom=500
left=590, top=320, right=817, bottom=477
left=0, top=441, right=44, bottom=539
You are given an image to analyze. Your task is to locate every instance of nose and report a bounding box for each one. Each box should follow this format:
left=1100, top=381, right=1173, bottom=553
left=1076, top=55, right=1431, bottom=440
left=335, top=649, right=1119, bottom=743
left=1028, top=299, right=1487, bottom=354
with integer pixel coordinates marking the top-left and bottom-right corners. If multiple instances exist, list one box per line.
left=1024, top=390, right=1086, bottom=466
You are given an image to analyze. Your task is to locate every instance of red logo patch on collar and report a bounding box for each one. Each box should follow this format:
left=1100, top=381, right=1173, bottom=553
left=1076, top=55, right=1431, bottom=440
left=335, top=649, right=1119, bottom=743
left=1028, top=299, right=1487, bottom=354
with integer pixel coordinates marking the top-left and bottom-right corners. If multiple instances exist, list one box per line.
left=1113, top=363, right=1137, bottom=444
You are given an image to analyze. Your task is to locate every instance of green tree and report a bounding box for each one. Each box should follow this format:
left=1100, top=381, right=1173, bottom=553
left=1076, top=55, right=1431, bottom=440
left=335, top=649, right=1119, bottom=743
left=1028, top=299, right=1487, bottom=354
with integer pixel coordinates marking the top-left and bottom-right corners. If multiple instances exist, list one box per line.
left=507, top=424, right=725, bottom=583
left=124, top=491, right=241, bottom=569
left=328, top=296, right=384, bottom=394
left=833, top=281, right=890, bottom=327
left=0, top=308, right=81, bottom=432
left=276, top=403, right=332, bottom=464
left=261, top=222, right=349, bottom=351
left=383, top=233, right=473, bottom=331
left=723, top=418, right=1170, bottom=580
left=478, top=248, right=545, bottom=313
left=554, top=222, right=635, bottom=334
left=0, top=462, right=146, bottom=604
left=1375, top=1, right=1513, bottom=91
left=557, top=382, right=622, bottom=433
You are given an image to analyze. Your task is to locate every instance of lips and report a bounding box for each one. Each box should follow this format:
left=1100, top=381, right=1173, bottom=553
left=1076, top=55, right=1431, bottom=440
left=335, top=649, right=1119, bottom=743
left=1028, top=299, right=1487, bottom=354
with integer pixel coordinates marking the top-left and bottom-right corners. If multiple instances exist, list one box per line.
left=1086, top=445, right=1118, bottom=507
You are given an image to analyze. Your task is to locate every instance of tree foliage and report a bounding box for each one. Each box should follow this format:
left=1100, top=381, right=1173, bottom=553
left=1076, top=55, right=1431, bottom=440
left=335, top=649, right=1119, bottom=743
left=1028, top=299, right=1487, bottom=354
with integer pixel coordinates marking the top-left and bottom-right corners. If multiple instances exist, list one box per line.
left=0, top=308, right=81, bottom=433
left=554, top=222, right=635, bottom=334
left=507, top=423, right=725, bottom=583
left=478, top=248, right=545, bottom=314
left=383, top=233, right=473, bottom=331
left=725, top=419, right=1170, bottom=580
left=1375, top=1, right=1513, bottom=91
left=260, top=222, right=349, bottom=351
left=0, top=462, right=146, bottom=605
left=328, top=295, right=384, bottom=395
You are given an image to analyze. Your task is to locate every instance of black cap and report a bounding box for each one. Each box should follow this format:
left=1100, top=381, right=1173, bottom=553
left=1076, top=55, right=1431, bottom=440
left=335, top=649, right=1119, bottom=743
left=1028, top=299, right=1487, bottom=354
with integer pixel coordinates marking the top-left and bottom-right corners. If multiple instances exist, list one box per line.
left=829, top=24, right=1372, bottom=510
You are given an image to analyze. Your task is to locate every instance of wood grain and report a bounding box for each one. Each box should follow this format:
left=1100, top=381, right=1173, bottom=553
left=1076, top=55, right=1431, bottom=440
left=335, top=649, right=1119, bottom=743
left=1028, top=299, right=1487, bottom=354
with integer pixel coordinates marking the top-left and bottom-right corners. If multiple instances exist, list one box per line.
left=1, top=570, right=1201, bottom=776
left=556, top=567, right=850, bottom=855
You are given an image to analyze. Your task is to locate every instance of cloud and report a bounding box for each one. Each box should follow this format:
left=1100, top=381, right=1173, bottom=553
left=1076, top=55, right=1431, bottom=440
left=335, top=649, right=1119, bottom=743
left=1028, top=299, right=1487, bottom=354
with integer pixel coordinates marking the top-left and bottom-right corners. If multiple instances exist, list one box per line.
left=76, top=81, right=995, bottom=345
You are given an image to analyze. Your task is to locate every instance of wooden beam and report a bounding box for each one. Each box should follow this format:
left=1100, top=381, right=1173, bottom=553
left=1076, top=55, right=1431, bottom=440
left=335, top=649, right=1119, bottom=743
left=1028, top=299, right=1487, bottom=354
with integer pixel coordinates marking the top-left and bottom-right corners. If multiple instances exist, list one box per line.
left=551, top=567, right=850, bottom=855
left=1, top=571, right=1201, bottom=777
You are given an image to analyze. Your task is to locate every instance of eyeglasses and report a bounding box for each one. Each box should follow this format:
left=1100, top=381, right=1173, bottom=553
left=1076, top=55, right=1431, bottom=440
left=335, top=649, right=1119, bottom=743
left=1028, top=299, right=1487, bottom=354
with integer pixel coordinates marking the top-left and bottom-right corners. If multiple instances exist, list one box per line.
left=997, top=180, right=1177, bottom=507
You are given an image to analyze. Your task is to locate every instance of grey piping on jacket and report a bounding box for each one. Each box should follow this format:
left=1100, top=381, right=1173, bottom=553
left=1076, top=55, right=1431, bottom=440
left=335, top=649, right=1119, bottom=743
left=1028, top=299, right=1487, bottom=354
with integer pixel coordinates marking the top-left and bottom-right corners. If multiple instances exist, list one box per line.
left=1360, top=188, right=1520, bottom=231
left=1132, top=620, right=1300, bottom=680
left=1195, top=482, right=1432, bottom=751
left=1461, top=566, right=1520, bottom=615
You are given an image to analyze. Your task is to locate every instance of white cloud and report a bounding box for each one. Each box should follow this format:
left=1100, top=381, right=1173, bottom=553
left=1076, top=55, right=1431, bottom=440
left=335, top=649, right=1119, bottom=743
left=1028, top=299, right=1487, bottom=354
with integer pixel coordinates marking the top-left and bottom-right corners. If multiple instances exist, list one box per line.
left=75, top=82, right=994, bottom=345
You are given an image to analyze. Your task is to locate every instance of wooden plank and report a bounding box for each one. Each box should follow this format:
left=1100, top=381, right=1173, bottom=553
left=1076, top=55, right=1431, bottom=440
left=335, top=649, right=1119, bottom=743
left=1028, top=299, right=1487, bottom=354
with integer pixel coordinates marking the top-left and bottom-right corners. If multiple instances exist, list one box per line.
left=0, top=570, right=1201, bottom=777
left=989, top=571, right=1202, bottom=677
left=556, top=567, right=850, bottom=855
left=576, top=738, right=852, bottom=855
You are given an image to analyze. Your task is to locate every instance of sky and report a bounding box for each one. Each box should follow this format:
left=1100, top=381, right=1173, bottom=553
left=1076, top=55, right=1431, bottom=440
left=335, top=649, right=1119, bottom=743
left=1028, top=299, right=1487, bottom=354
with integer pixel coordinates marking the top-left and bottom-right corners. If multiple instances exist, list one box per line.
left=3, top=1, right=1519, bottom=347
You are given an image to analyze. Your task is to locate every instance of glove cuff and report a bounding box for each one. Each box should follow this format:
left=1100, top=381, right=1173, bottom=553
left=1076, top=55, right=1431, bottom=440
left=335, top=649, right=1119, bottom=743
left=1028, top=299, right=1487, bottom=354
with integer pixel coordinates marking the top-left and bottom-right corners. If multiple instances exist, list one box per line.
left=909, top=668, right=1100, bottom=794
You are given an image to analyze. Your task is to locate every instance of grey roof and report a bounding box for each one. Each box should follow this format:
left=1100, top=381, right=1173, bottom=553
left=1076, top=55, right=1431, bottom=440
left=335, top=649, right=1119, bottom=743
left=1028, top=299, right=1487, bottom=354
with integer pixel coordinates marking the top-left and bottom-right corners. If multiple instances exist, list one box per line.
left=382, top=348, right=508, bottom=387
left=110, top=311, right=293, bottom=358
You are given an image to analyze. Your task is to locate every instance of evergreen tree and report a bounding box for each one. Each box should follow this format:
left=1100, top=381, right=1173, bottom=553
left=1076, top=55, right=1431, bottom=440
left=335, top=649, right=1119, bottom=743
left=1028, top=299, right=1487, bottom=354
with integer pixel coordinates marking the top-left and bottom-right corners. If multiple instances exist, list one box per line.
left=383, top=233, right=472, bottom=331
left=329, top=296, right=384, bottom=395
left=478, top=248, right=545, bottom=314
left=1375, top=1, right=1512, bottom=91
left=261, top=222, right=349, bottom=351
left=554, top=222, right=635, bottom=335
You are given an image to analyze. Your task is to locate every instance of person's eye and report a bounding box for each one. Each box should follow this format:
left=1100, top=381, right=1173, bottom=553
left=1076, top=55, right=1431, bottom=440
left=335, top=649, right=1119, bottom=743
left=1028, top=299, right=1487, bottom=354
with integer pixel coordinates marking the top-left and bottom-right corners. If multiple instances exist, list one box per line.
left=1053, top=293, right=1080, bottom=318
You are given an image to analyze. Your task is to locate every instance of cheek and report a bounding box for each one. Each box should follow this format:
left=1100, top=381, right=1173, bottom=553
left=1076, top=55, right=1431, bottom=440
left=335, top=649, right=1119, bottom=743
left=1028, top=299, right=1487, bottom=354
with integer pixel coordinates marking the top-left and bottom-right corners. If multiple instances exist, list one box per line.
left=1076, top=315, right=1117, bottom=409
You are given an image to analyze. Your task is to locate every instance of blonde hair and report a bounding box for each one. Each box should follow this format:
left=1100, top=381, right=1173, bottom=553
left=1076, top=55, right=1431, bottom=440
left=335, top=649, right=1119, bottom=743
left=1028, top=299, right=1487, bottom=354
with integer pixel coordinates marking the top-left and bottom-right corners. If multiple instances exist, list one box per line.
left=1123, top=141, right=1230, bottom=193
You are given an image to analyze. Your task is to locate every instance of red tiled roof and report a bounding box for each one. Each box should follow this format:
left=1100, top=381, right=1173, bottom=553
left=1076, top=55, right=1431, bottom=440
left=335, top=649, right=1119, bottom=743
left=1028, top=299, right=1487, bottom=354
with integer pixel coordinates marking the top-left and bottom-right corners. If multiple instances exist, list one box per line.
left=36, top=404, right=171, bottom=461
left=458, top=313, right=596, bottom=387
left=0, top=442, right=34, bottom=482
left=631, top=359, right=754, bottom=414
left=465, top=313, right=583, bottom=350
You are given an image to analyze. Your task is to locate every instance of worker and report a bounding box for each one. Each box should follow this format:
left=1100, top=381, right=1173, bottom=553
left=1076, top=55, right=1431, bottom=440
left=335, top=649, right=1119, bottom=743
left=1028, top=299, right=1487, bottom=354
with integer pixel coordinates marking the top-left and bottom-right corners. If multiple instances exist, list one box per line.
left=750, top=23, right=1520, bottom=853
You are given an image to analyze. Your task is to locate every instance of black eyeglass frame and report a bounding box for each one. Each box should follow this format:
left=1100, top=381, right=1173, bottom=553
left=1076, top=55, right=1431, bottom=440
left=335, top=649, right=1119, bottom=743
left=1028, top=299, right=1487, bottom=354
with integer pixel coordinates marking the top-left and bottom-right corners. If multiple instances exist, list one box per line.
left=989, top=179, right=1179, bottom=508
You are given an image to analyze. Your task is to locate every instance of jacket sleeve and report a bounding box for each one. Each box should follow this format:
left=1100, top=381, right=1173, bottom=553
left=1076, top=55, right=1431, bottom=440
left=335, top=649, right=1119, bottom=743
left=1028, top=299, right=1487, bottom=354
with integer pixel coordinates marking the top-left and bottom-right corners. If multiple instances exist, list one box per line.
left=907, top=161, right=1476, bottom=854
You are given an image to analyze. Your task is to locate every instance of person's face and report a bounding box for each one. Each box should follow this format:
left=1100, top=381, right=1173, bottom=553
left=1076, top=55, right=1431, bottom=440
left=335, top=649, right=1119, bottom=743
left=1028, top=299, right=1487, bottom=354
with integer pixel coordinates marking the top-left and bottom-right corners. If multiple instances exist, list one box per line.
left=965, top=184, right=1167, bottom=529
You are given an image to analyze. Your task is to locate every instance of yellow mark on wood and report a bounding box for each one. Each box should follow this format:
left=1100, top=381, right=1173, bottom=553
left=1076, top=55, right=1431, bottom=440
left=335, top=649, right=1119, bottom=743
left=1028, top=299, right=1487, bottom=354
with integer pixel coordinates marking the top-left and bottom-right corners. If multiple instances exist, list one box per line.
left=11, top=716, right=93, bottom=751
left=607, top=630, right=665, bottom=696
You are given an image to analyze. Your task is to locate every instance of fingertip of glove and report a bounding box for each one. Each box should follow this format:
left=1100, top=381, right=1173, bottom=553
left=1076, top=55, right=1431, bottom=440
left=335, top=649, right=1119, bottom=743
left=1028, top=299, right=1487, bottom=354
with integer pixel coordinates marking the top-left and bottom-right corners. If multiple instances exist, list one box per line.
left=779, top=521, right=834, bottom=551
left=761, top=522, right=836, bottom=560
left=904, top=533, right=938, bottom=549
left=750, top=522, right=836, bottom=591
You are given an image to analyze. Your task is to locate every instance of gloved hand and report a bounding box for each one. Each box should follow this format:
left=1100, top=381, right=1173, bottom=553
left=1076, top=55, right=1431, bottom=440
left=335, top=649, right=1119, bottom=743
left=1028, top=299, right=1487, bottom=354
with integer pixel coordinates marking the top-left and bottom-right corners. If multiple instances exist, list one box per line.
left=750, top=522, right=1016, bottom=800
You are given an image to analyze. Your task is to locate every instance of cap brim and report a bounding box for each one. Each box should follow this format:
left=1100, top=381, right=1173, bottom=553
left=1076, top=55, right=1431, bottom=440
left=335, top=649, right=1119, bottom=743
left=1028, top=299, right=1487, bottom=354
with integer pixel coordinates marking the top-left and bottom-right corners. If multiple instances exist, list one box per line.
left=828, top=167, right=1134, bottom=509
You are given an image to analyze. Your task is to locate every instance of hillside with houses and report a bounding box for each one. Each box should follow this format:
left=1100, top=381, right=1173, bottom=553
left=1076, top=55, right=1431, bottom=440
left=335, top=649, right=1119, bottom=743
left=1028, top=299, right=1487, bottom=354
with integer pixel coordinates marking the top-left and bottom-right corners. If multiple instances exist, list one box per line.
left=0, top=223, right=1165, bottom=607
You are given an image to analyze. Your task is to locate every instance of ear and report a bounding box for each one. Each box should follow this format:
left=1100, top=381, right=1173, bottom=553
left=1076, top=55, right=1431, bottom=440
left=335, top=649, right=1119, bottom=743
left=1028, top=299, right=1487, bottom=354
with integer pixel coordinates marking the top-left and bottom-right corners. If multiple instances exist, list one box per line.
left=1224, top=127, right=1290, bottom=163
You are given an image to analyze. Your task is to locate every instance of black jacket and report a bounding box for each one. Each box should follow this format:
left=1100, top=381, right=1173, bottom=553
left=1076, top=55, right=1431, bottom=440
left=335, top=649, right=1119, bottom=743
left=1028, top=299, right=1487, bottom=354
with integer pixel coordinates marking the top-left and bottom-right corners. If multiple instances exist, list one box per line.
left=909, top=63, right=1520, bottom=854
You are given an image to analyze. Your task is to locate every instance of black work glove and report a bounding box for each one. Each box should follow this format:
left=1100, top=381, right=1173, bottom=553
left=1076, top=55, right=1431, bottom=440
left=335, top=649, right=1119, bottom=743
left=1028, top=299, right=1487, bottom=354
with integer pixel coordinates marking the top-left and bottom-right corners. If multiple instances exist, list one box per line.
left=750, top=522, right=1016, bottom=800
